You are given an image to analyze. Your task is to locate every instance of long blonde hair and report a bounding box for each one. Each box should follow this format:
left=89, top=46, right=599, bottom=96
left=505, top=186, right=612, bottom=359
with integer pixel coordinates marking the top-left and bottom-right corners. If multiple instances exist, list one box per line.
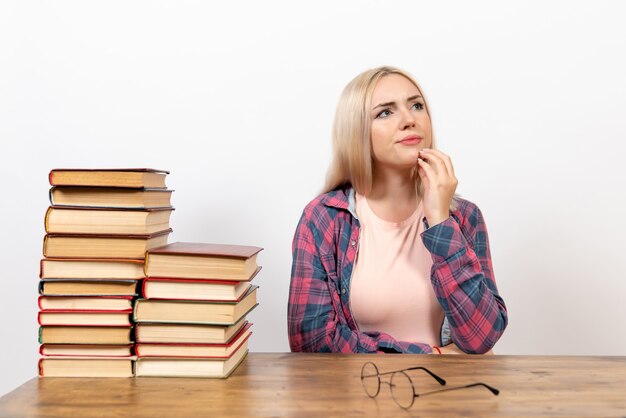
left=322, top=66, right=435, bottom=197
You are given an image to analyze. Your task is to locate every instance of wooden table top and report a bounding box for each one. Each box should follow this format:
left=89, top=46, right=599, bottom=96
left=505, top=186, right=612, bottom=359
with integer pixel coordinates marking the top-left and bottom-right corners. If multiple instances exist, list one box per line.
left=1, top=353, right=626, bottom=417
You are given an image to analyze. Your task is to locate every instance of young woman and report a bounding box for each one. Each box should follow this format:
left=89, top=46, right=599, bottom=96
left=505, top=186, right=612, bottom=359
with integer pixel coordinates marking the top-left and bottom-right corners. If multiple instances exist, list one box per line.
left=288, top=66, right=508, bottom=354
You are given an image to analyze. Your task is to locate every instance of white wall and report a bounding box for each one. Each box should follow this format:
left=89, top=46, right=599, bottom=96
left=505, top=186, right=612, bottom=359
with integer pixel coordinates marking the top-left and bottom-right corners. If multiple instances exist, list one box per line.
left=1, top=0, right=625, bottom=397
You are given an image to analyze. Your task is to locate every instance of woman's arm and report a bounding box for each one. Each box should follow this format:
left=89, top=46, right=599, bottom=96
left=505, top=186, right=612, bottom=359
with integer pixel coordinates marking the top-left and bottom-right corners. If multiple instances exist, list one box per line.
left=421, top=203, right=508, bottom=354
left=288, top=212, right=434, bottom=354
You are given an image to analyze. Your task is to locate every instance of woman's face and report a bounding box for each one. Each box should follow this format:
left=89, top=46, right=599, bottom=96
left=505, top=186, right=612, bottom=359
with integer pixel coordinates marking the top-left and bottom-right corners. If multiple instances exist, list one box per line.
left=369, top=74, right=432, bottom=170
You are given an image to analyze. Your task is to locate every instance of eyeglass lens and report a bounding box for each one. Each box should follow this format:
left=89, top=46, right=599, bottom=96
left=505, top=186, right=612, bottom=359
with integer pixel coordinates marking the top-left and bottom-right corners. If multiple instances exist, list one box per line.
left=361, top=362, right=380, bottom=397
left=390, top=371, right=416, bottom=409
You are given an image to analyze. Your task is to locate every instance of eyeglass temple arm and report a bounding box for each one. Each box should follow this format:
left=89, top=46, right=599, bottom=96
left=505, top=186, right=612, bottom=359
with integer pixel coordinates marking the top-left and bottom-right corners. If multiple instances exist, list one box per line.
left=402, top=366, right=446, bottom=385
left=415, top=382, right=500, bottom=398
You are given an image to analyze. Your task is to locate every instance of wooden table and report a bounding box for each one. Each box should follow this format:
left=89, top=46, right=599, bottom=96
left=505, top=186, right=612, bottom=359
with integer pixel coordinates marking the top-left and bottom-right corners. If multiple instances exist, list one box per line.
left=1, top=353, right=625, bottom=417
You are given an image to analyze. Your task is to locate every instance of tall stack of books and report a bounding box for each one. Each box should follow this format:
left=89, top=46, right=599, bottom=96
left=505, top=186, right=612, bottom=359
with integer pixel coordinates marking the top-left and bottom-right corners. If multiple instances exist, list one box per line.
left=38, top=168, right=174, bottom=377
left=134, top=242, right=262, bottom=378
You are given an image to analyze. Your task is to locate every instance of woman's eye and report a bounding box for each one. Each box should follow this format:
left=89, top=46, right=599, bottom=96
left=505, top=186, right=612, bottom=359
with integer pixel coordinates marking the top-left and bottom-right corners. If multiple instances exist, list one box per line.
left=412, top=102, right=425, bottom=111
left=376, top=109, right=392, bottom=119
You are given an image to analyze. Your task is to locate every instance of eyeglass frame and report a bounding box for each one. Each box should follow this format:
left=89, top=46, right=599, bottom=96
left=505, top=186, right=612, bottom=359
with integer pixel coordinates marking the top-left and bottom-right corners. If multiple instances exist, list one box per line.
left=360, top=361, right=499, bottom=409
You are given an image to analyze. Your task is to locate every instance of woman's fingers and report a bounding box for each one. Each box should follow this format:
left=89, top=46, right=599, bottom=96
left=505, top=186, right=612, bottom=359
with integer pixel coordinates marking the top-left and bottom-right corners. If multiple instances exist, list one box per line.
left=423, top=148, right=455, bottom=177
left=419, top=148, right=454, bottom=178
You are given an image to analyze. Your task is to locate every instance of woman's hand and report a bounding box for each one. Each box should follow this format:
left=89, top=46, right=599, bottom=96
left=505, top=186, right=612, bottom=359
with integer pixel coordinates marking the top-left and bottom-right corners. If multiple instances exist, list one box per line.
left=417, top=148, right=458, bottom=227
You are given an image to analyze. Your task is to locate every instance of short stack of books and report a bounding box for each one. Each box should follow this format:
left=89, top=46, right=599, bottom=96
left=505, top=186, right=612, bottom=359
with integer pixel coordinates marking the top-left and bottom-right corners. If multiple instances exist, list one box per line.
left=38, top=168, right=174, bottom=377
left=134, top=242, right=262, bottom=378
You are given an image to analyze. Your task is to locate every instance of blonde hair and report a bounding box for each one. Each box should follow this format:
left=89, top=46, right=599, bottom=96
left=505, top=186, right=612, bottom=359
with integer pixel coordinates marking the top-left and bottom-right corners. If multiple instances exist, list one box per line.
left=322, top=66, right=435, bottom=196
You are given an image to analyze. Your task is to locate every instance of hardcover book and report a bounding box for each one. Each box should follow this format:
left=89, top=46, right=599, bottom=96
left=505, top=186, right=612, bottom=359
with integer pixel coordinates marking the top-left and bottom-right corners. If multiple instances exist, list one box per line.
left=135, top=344, right=248, bottom=378
left=135, top=323, right=252, bottom=358
left=39, top=344, right=133, bottom=357
left=134, top=286, right=258, bottom=325
left=142, top=277, right=253, bottom=301
left=50, top=187, right=173, bottom=208
left=146, top=242, right=263, bottom=281
left=40, top=258, right=145, bottom=280
left=38, top=296, right=134, bottom=311
left=45, top=206, right=173, bottom=235
left=39, top=326, right=133, bottom=344
left=43, top=229, right=172, bottom=259
left=39, top=357, right=135, bottom=377
left=49, top=168, right=169, bottom=188
left=38, top=310, right=133, bottom=326
left=39, top=280, right=139, bottom=296
left=135, top=319, right=249, bottom=344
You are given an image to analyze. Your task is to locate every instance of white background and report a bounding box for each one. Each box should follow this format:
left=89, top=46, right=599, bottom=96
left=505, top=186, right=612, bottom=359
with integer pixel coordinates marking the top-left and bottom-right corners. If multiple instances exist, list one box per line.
left=1, top=0, right=625, bottom=397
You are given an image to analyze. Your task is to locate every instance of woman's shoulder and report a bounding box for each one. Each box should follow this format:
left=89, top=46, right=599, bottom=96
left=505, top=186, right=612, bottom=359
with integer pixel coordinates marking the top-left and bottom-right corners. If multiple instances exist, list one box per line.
left=301, top=186, right=352, bottom=222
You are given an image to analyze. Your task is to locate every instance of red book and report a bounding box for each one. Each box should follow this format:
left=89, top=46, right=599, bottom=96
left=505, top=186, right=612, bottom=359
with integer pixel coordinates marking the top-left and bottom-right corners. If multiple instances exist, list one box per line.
left=38, top=295, right=134, bottom=311
left=135, top=323, right=252, bottom=358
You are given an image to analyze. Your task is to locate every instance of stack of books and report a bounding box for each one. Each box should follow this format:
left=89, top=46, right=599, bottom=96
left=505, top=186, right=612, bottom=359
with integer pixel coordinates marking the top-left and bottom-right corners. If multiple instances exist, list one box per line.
left=133, top=242, right=262, bottom=378
left=38, top=168, right=174, bottom=377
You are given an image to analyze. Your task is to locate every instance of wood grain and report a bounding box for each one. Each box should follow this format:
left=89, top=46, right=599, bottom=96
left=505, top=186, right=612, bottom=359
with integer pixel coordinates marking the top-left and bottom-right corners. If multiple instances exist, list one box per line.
left=1, top=353, right=625, bottom=417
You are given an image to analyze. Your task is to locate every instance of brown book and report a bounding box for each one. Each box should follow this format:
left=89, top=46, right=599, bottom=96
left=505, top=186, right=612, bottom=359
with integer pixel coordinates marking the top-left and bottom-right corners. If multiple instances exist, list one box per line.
left=39, top=344, right=133, bottom=357
left=45, top=206, right=173, bottom=235
left=135, top=343, right=248, bottom=378
left=135, top=323, right=252, bottom=358
left=40, top=258, right=145, bottom=280
left=39, top=326, right=133, bottom=344
left=49, top=168, right=168, bottom=188
left=39, top=357, right=135, bottom=377
left=146, top=242, right=263, bottom=281
left=50, top=187, right=173, bottom=209
left=38, top=310, right=132, bottom=326
left=134, top=286, right=258, bottom=325
left=142, top=278, right=253, bottom=301
left=135, top=319, right=249, bottom=344
left=39, top=280, right=138, bottom=296
left=43, top=229, right=171, bottom=259
left=38, top=296, right=133, bottom=311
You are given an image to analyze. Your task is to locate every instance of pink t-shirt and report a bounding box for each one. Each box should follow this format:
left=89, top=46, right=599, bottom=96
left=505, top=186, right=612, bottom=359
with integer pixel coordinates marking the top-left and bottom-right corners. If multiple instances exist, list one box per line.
left=349, top=193, right=444, bottom=347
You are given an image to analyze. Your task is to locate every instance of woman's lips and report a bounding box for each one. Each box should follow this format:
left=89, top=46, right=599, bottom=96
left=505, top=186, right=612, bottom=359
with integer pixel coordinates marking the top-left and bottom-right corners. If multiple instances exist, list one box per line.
left=398, top=135, right=423, bottom=145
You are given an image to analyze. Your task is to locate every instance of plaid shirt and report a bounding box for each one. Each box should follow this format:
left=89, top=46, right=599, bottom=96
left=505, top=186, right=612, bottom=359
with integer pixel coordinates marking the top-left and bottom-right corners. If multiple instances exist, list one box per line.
left=288, top=185, right=508, bottom=354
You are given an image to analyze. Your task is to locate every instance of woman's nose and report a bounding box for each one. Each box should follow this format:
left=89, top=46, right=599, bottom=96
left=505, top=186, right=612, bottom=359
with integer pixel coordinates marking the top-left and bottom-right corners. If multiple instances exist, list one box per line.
left=401, top=110, right=415, bottom=129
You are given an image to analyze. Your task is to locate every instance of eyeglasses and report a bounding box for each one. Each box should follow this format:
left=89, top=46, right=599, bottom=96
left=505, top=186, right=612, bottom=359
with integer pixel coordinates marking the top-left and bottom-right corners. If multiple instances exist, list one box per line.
left=361, top=361, right=499, bottom=409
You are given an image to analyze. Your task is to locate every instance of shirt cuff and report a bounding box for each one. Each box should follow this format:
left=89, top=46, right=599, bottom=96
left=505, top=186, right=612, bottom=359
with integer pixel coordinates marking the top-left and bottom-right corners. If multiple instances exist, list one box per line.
left=421, top=216, right=466, bottom=260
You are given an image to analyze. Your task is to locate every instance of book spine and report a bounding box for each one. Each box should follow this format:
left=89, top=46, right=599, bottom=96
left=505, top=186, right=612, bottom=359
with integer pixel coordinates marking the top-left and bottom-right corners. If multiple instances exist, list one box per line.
left=42, top=235, right=49, bottom=258
left=143, top=252, right=150, bottom=277
left=38, top=327, right=43, bottom=344
left=48, top=187, right=54, bottom=205
left=39, top=259, right=45, bottom=279
left=44, top=207, right=52, bottom=234
left=38, top=358, right=45, bottom=377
